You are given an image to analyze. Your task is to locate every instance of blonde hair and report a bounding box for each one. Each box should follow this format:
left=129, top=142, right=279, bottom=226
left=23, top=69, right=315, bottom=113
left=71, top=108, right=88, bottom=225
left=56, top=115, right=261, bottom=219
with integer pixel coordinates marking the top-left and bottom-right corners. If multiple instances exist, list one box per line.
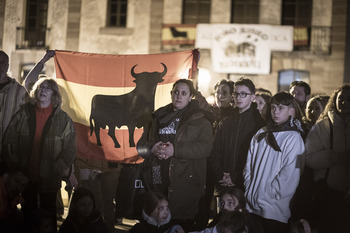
left=30, top=77, right=62, bottom=108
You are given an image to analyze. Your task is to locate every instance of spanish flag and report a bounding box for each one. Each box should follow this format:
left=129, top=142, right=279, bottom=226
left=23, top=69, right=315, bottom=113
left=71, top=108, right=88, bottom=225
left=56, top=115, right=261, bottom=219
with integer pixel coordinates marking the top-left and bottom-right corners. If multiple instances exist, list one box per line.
left=54, top=50, right=199, bottom=163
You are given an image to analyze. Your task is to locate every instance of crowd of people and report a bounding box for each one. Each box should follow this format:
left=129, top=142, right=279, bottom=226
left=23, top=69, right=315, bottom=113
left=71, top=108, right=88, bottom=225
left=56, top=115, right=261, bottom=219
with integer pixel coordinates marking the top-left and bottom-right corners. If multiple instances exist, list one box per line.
left=0, top=49, right=349, bottom=233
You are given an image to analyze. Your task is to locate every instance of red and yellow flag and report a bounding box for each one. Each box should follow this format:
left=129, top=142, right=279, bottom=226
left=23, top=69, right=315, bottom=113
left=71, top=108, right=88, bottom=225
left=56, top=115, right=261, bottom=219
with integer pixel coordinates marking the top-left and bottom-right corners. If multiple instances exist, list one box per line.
left=54, top=50, right=199, bottom=163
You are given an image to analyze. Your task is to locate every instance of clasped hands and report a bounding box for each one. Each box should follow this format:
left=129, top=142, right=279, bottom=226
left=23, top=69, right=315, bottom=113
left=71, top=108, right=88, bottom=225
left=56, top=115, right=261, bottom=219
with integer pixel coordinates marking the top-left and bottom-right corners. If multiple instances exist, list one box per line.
left=151, top=141, right=174, bottom=160
left=219, top=172, right=235, bottom=187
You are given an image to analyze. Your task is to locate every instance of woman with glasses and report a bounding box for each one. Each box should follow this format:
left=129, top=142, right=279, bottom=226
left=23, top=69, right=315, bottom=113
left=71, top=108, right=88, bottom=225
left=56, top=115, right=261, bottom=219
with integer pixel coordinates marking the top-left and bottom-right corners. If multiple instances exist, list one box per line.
left=210, top=77, right=265, bottom=192
left=137, top=79, right=213, bottom=232
left=2, top=77, right=76, bottom=231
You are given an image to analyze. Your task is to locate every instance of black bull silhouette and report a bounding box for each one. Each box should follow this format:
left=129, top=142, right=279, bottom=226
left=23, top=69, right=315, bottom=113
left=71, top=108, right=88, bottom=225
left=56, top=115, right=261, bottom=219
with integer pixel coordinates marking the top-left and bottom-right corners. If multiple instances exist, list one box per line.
left=89, top=63, right=167, bottom=148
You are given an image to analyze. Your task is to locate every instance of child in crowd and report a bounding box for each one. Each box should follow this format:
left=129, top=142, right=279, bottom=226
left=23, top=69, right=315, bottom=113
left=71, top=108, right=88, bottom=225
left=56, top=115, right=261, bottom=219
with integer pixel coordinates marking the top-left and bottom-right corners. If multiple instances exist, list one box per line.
left=302, top=95, right=329, bottom=134
left=210, top=77, right=265, bottom=192
left=58, top=187, right=108, bottom=233
left=190, top=210, right=249, bottom=233
left=129, top=191, right=184, bottom=233
left=244, top=92, right=305, bottom=233
left=216, top=211, right=248, bottom=233
left=208, top=187, right=246, bottom=227
left=254, top=91, right=272, bottom=122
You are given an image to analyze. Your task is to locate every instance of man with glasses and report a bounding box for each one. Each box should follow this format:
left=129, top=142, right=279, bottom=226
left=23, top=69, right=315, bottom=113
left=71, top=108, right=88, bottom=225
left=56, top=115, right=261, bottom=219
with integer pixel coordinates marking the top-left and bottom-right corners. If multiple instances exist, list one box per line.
left=210, top=77, right=265, bottom=192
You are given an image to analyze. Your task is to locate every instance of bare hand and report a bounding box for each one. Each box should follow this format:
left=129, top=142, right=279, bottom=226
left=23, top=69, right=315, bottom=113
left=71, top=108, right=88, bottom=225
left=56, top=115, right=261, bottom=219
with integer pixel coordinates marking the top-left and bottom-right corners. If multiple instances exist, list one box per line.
left=162, top=142, right=174, bottom=159
left=219, top=172, right=235, bottom=187
left=151, top=142, right=167, bottom=160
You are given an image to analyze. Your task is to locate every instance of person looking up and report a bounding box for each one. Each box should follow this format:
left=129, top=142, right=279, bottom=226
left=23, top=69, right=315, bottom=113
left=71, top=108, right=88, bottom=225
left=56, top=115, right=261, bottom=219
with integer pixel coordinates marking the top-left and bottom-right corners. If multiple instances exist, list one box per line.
left=2, top=77, right=76, bottom=231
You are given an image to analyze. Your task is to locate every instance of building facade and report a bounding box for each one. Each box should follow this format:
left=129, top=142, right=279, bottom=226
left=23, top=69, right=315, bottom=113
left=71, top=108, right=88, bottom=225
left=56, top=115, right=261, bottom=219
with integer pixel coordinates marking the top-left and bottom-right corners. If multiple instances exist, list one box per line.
left=0, top=0, right=349, bottom=96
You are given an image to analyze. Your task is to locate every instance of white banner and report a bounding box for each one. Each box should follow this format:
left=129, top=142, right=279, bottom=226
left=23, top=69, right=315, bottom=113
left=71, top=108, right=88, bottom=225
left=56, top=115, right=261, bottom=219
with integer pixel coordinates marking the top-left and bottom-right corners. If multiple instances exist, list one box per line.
left=196, top=24, right=293, bottom=51
left=195, top=24, right=293, bottom=74
left=269, top=25, right=294, bottom=51
left=212, top=24, right=271, bottom=74
left=195, top=24, right=213, bottom=49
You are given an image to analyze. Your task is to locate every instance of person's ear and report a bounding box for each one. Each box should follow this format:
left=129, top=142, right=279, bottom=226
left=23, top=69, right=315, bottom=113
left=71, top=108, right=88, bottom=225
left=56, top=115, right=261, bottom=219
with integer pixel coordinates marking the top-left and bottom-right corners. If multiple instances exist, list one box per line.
left=306, top=95, right=310, bottom=102
left=289, top=107, right=296, bottom=117
left=250, top=94, right=256, bottom=102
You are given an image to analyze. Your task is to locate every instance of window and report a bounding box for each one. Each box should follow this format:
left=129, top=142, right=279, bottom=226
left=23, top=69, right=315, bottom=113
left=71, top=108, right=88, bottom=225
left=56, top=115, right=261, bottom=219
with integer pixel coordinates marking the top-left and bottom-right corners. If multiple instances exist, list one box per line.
left=231, top=0, right=259, bottom=24
left=183, top=0, right=211, bottom=24
left=282, top=0, right=312, bottom=26
left=107, top=0, right=127, bottom=27
left=278, top=69, right=310, bottom=92
left=25, top=0, right=49, bottom=48
left=282, top=0, right=312, bottom=50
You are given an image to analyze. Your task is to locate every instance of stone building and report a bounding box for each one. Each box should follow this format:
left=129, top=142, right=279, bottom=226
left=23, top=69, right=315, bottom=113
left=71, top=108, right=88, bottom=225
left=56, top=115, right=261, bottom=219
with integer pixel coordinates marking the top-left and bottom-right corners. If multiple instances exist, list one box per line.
left=0, top=0, right=349, bottom=97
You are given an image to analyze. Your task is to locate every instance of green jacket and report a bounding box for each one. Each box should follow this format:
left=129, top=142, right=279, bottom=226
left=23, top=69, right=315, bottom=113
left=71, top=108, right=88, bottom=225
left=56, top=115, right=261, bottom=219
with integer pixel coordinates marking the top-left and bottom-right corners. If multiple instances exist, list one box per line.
left=0, top=77, right=28, bottom=155
left=137, top=101, right=213, bottom=219
left=2, top=103, right=76, bottom=192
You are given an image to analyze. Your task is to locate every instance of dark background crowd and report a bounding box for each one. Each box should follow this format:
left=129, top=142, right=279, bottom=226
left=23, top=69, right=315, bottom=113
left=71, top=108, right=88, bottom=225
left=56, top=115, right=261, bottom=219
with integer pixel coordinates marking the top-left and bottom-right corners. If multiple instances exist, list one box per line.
left=0, top=50, right=349, bottom=233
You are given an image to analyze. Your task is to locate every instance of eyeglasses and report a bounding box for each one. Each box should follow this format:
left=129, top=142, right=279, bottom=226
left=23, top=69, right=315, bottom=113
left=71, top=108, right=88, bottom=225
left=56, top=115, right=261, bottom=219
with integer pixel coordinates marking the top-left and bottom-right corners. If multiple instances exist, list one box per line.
left=232, top=92, right=252, bottom=98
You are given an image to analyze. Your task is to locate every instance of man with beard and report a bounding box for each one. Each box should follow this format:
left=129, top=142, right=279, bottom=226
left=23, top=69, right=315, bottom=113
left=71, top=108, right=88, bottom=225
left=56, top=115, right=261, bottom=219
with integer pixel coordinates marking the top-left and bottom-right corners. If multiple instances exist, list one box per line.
left=289, top=81, right=311, bottom=115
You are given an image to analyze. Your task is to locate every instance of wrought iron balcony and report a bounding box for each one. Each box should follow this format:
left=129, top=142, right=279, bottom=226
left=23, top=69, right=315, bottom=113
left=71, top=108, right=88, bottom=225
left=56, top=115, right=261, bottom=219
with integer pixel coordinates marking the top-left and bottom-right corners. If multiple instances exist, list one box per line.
left=293, top=26, right=331, bottom=54
left=16, top=26, right=51, bottom=49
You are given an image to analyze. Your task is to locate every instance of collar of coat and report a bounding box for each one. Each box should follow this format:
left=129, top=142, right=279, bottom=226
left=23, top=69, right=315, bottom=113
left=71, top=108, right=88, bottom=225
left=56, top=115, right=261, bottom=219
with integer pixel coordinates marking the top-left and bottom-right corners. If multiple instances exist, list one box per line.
left=142, top=210, right=171, bottom=227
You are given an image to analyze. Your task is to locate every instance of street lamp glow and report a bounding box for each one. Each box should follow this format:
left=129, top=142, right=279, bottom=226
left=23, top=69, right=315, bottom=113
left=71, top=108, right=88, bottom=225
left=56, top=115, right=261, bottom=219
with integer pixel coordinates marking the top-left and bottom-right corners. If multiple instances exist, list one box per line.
left=198, top=68, right=211, bottom=93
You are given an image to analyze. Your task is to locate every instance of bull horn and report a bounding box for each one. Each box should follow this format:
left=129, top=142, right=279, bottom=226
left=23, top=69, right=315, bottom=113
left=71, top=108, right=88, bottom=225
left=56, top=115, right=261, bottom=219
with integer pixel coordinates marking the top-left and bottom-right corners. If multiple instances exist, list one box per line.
left=160, top=63, right=167, bottom=77
left=131, top=64, right=139, bottom=78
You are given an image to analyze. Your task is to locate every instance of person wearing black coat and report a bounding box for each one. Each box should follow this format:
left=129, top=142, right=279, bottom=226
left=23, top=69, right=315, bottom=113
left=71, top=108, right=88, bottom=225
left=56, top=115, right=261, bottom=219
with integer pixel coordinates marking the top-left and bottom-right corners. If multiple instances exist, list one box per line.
left=59, top=187, right=108, bottom=233
left=210, top=78, right=265, bottom=192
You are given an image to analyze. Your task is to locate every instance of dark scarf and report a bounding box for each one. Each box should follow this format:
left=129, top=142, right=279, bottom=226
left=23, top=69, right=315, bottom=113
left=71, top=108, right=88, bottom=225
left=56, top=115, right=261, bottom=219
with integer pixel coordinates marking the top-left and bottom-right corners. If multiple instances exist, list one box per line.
left=257, top=117, right=304, bottom=152
left=156, top=104, right=187, bottom=129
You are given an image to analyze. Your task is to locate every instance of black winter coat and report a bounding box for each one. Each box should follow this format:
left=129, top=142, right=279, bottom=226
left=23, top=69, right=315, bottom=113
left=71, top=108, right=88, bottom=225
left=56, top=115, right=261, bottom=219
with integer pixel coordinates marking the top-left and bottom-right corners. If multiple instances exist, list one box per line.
left=210, top=104, right=265, bottom=191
